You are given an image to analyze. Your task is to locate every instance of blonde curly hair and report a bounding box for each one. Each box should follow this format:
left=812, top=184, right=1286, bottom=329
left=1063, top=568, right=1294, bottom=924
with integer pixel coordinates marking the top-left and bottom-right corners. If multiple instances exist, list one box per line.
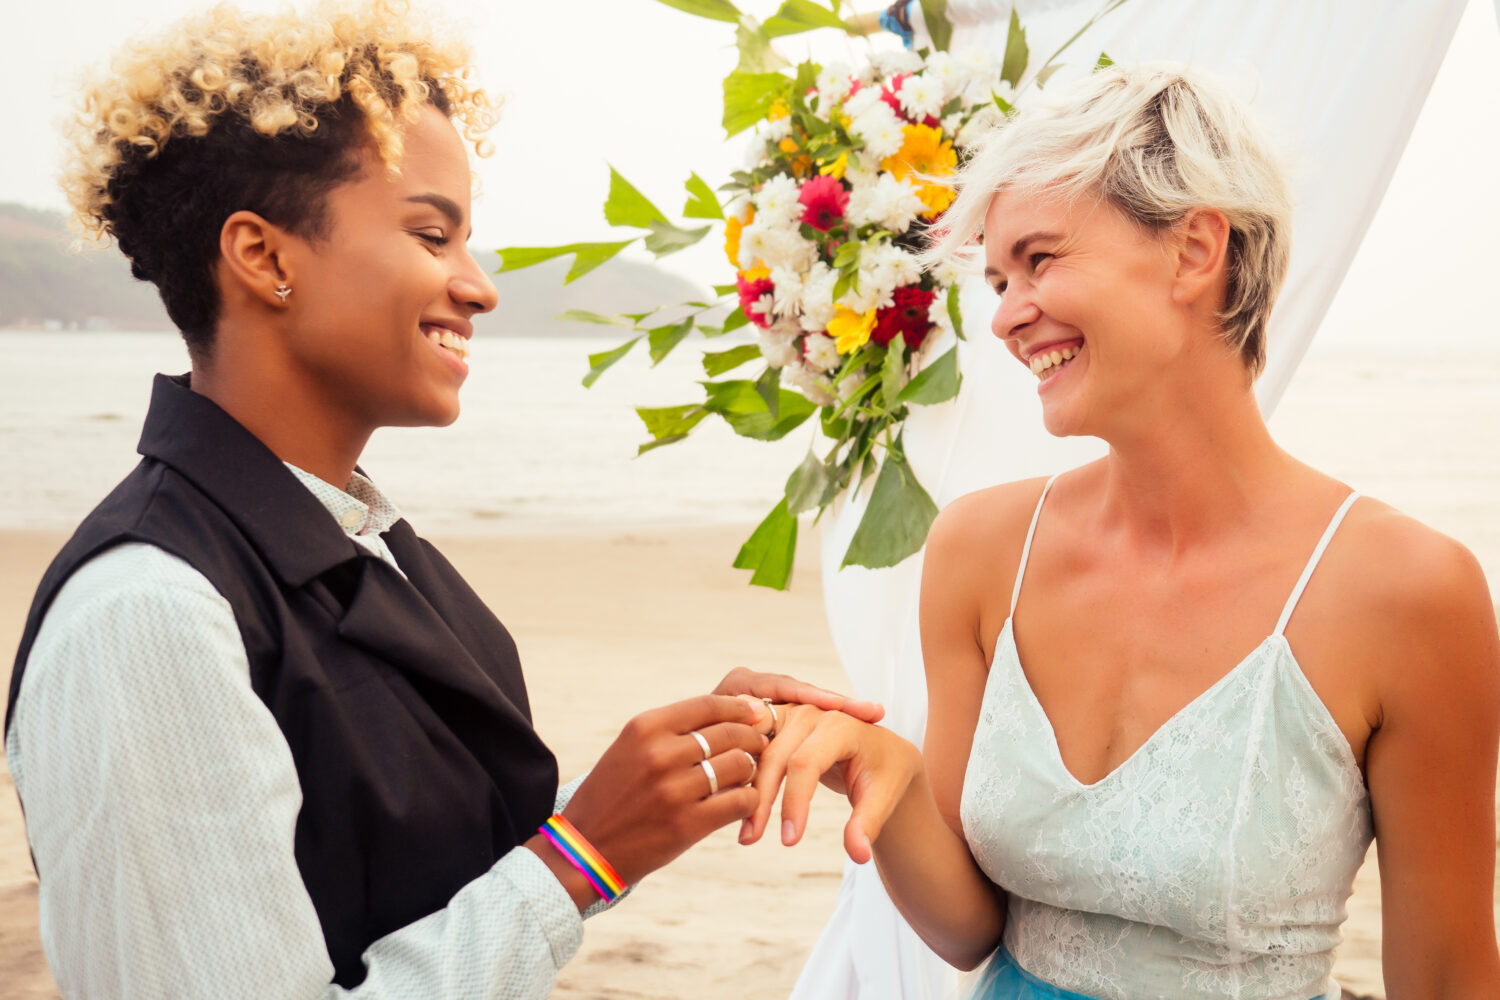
left=60, top=0, right=498, bottom=353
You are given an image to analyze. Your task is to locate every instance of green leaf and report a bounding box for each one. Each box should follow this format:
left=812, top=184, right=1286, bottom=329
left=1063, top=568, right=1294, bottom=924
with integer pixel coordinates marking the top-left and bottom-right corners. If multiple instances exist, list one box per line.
left=894, top=345, right=961, bottom=406
left=946, top=282, right=966, bottom=340
left=703, top=343, right=762, bottom=375
left=583, top=336, right=642, bottom=388
left=651, top=0, right=742, bottom=23
left=723, top=71, right=790, bottom=137
left=832, top=269, right=855, bottom=302
left=917, top=0, right=952, bottom=52
left=881, top=334, right=909, bottom=403
left=636, top=403, right=710, bottom=441
left=755, top=366, right=782, bottom=420
left=604, top=166, right=668, bottom=230
left=701, top=379, right=817, bottom=440
left=683, top=173, right=725, bottom=220
left=713, top=282, right=739, bottom=297
left=647, top=319, right=696, bottom=364
left=556, top=309, right=636, bottom=328
left=762, top=0, right=852, bottom=37
left=643, top=220, right=712, bottom=257
left=1095, top=51, right=1114, bottom=71
left=496, top=240, right=636, bottom=281
left=840, top=439, right=939, bottom=569
left=832, top=241, right=862, bottom=269
left=1000, top=9, right=1029, bottom=87
left=733, top=499, right=798, bottom=590
left=1035, top=63, right=1064, bottom=88
left=735, top=20, right=791, bottom=74
left=785, top=447, right=833, bottom=516
left=722, top=306, right=751, bottom=333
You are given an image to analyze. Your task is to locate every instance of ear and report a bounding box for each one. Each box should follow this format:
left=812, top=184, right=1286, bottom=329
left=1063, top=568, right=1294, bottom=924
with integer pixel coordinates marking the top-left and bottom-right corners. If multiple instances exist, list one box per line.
left=218, top=211, right=297, bottom=309
left=1169, top=207, right=1231, bottom=308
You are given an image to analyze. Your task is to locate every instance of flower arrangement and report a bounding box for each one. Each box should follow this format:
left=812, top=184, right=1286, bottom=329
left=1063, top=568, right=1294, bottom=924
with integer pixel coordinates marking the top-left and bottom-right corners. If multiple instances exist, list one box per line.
left=498, top=1, right=1118, bottom=589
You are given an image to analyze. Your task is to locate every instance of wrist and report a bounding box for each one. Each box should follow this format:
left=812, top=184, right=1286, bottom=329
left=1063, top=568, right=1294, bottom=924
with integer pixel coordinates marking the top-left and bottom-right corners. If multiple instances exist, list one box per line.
left=525, top=833, right=597, bottom=913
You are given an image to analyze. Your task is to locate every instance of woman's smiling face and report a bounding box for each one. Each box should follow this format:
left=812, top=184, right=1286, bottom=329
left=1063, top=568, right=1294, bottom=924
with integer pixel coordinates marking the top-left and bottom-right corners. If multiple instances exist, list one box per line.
left=276, top=103, right=499, bottom=431
left=984, top=187, right=1195, bottom=440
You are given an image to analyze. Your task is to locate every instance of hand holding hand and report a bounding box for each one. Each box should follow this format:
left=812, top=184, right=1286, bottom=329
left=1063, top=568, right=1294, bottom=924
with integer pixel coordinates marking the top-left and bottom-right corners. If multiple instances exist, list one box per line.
left=741, top=704, right=924, bottom=864
left=542, top=694, right=769, bottom=900
left=713, top=667, right=885, bottom=725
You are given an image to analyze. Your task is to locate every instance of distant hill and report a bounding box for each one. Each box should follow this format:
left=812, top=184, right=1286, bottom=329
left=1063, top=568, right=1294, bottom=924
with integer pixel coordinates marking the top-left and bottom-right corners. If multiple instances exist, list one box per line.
left=0, top=201, right=709, bottom=336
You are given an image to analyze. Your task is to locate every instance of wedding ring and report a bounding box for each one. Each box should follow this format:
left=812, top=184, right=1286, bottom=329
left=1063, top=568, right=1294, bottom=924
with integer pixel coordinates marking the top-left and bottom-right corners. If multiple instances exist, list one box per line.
left=745, top=750, right=758, bottom=784
left=700, top=759, right=719, bottom=796
left=762, top=697, right=779, bottom=736
left=689, top=730, right=712, bottom=761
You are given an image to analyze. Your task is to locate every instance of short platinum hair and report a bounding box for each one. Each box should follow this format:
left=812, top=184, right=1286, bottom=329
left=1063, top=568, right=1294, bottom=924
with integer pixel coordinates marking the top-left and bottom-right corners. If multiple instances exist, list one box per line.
left=929, top=63, right=1292, bottom=377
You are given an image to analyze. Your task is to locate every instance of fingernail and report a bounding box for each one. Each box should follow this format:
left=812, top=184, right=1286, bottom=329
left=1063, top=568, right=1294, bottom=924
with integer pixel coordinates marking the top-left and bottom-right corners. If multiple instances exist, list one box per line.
left=782, top=819, right=796, bottom=845
left=739, top=818, right=753, bottom=843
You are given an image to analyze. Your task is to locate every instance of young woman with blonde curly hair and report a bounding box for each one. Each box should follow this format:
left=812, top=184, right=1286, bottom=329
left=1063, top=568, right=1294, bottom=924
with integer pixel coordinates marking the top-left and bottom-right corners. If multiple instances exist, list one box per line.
left=3, top=3, right=879, bottom=996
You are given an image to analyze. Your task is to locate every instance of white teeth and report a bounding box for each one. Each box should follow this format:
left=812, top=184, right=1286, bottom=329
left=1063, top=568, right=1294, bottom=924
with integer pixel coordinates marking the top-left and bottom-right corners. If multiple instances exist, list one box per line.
left=425, top=326, right=470, bottom=360
left=1029, top=344, right=1080, bottom=379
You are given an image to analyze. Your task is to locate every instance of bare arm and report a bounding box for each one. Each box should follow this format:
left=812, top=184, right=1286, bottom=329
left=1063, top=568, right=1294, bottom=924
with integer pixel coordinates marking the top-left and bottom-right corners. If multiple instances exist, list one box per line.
left=1365, top=526, right=1500, bottom=996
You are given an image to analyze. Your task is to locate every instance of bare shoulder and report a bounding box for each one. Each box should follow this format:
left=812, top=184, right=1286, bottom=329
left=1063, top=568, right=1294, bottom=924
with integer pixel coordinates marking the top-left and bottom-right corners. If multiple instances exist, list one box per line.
left=925, top=477, right=1052, bottom=585
left=1336, top=499, right=1500, bottom=711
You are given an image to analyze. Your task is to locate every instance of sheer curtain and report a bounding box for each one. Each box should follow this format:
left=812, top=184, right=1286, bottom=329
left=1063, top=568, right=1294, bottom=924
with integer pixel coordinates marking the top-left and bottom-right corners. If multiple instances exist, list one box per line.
left=793, top=2, right=1469, bottom=997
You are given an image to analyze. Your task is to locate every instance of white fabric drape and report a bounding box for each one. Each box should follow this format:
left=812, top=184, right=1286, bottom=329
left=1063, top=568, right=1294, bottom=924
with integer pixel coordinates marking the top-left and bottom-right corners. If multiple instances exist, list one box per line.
left=794, top=2, right=1469, bottom=997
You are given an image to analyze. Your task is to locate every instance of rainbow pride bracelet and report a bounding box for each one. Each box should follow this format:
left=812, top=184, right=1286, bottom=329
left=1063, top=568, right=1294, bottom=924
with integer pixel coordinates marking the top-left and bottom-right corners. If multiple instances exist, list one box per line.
left=538, top=814, right=626, bottom=903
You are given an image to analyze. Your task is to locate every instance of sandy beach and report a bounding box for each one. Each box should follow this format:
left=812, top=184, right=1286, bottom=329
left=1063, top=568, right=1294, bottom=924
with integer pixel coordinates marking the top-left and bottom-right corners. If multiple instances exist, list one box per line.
left=5, top=517, right=1491, bottom=999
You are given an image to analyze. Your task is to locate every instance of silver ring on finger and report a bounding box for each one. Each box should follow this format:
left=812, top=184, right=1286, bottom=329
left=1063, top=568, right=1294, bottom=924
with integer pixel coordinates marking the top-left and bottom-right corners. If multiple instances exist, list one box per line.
left=700, top=758, right=719, bottom=796
left=689, top=730, right=711, bottom=761
left=761, top=698, right=779, bottom=736
left=745, top=750, right=757, bottom=785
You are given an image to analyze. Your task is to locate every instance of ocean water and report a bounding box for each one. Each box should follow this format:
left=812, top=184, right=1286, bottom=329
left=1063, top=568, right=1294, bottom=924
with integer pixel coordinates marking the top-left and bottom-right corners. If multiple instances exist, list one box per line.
left=2, top=329, right=1497, bottom=582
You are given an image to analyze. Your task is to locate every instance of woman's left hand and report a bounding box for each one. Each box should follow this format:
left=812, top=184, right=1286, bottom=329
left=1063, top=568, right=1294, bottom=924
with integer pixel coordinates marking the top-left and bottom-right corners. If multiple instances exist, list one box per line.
left=712, top=667, right=885, bottom=724
left=738, top=703, right=923, bottom=863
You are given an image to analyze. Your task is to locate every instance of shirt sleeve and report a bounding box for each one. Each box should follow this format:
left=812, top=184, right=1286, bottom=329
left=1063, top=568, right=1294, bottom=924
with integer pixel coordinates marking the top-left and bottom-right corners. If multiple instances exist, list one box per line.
left=6, top=543, right=583, bottom=1000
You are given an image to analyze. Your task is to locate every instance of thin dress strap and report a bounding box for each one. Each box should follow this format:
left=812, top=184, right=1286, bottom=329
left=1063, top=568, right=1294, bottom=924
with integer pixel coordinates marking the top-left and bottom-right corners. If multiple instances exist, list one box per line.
left=1010, top=475, right=1060, bottom=618
left=1273, top=492, right=1361, bottom=637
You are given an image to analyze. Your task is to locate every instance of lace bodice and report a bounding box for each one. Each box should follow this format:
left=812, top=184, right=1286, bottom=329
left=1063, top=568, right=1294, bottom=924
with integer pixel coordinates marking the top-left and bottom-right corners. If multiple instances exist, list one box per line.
left=960, top=483, right=1374, bottom=999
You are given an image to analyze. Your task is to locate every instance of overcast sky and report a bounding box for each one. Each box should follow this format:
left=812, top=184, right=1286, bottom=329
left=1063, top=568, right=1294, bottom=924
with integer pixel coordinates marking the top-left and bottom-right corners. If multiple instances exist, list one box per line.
left=3, top=0, right=1497, bottom=347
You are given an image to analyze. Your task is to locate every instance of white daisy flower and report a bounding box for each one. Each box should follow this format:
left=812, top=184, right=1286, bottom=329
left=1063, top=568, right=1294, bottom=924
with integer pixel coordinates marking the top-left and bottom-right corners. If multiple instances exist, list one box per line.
left=848, top=173, right=927, bottom=235
left=898, top=74, right=944, bottom=121
left=758, top=324, right=800, bottom=369
left=850, top=103, right=906, bottom=161
left=816, top=62, right=854, bottom=107
left=752, top=175, right=804, bottom=230
left=803, top=333, right=842, bottom=373
left=957, top=106, right=1005, bottom=150
left=843, top=87, right=883, bottom=120
left=770, top=265, right=806, bottom=316
left=798, top=262, right=839, bottom=332
left=870, top=50, right=924, bottom=78
left=923, top=52, right=962, bottom=100
left=953, top=48, right=1003, bottom=86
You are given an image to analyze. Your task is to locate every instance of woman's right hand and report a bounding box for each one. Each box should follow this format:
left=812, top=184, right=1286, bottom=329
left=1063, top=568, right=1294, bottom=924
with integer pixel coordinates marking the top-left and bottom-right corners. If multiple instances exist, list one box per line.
left=534, top=694, right=770, bottom=900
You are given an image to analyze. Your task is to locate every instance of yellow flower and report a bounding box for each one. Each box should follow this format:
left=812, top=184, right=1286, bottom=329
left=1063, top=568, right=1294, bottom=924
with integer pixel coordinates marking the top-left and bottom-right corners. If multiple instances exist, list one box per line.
left=768, top=99, right=791, bottom=122
left=740, top=264, right=771, bottom=282
left=881, top=123, right=958, bottom=217
left=818, top=152, right=849, bottom=179
left=779, top=137, right=800, bottom=155
left=829, top=306, right=877, bottom=354
left=724, top=206, right=754, bottom=270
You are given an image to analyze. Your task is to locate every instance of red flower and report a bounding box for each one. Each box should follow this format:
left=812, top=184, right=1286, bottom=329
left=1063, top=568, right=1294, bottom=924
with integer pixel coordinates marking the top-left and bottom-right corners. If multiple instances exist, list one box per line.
left=872, top=285, right=937, bottom=349
left=797, top=175, right=850, bottom=232
left=736, top=274, right=776, bottom=329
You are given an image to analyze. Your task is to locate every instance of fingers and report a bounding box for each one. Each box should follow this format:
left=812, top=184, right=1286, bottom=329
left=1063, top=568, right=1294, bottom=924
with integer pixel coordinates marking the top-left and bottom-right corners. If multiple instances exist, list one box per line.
left=843, top=770, right=903, bottom=864
left=740, top=704, right=822, bottom=844
left=780, top=723, right=857, bottom=847
left=687, top=747, right=759, bottom=799
left=638, top=692, right=768, bottom=737
left=683, top=722, right=767, bottom=766
left=714, top=667, right=886, bottom=724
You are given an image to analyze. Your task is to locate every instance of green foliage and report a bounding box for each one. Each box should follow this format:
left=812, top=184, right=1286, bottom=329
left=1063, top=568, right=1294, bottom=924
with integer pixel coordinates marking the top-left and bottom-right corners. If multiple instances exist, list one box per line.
left=784, top=447, right=833, bottom=516
left=841, top=436, right=939, bottom=570
left=497, top=240, right=637, bottom=282
left=894, top=345, right=961, bottom=406
left=1001, top=10, right=1030, bottom=87
left=918, top=0, right=953, bottom=52
left=723, top=71, right=790, bottom=137
left=946, top=283, right=966, bottom=340
left=647, top=319, right=696, bottom=364
left=643, top=220, right=712, bottom=256
left=701, top=379, right=817, bottom=440
left=702, top=343, right=762, bottom=376
left=582, top=337, right=642, bottom=387
left=604, top=167, right=669, bottom=229
left=733, top=499, right=799, bottom=589
left=636, top=403, right=712, bottom=452
left=762, top=0, right=852, bottom=37
left=682, top=173, right=725, bottom=220
left=651, top=0, right=741, bottom=22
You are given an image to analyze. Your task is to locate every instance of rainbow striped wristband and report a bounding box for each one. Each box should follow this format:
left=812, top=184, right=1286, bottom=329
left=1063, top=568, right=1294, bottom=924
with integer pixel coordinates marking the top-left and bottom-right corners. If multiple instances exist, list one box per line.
left=538, top=814, right=626, bottom=903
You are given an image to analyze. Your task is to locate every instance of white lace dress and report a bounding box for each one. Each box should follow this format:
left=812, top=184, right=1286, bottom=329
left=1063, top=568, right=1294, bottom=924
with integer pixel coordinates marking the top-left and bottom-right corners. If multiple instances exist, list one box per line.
left=960, top=481, right=1374, bottom=1000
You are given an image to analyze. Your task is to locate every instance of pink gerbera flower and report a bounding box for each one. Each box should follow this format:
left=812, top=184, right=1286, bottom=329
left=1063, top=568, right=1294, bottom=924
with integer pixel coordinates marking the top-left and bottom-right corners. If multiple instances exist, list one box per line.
left=797, top=175, right=850, bottom=232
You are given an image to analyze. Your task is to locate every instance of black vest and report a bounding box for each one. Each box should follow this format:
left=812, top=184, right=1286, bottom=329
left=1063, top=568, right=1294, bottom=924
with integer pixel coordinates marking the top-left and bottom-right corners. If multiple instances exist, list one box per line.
left=6, top=373, right=559, bottom=987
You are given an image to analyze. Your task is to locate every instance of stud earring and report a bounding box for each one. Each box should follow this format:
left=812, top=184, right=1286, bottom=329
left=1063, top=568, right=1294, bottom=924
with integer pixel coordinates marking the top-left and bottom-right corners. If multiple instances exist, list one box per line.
left=274, top=284, right=292, bottom=304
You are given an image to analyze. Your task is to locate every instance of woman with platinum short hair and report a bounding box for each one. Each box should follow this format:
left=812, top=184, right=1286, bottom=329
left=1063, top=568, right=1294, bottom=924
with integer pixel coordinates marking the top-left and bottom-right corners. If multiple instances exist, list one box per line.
left=748, top=64, right=1500, bottom=998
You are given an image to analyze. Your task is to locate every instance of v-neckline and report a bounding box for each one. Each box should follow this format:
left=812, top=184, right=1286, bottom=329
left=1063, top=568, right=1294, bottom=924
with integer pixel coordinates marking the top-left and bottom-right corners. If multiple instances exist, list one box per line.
left=996, top=618, right=1283, bottom=791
